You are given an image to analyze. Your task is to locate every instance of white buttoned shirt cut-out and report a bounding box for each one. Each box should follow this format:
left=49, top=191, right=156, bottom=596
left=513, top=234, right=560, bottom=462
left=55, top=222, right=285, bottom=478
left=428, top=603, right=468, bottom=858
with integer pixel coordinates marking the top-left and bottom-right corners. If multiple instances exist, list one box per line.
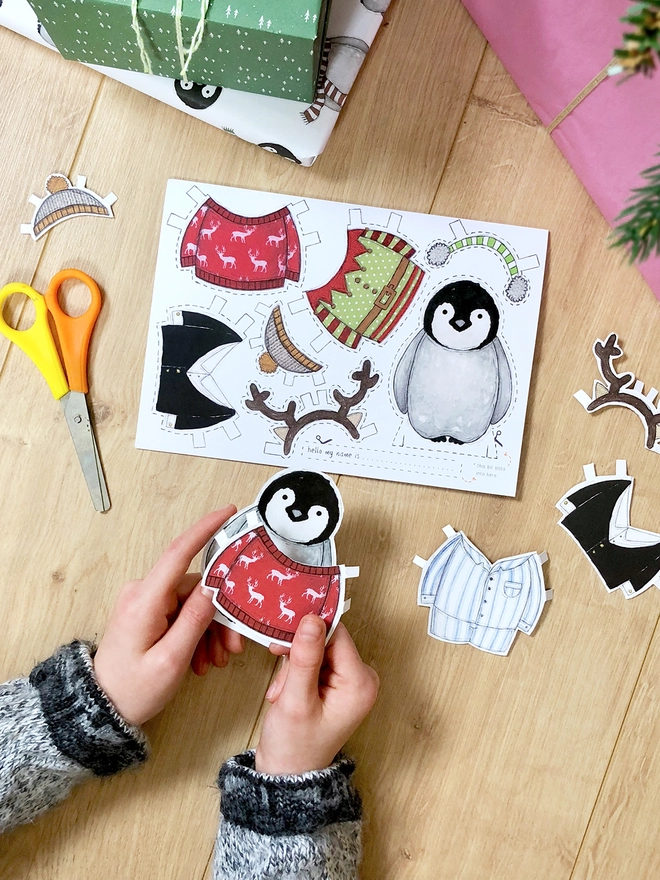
left=418, top=531, right=547, bottom=656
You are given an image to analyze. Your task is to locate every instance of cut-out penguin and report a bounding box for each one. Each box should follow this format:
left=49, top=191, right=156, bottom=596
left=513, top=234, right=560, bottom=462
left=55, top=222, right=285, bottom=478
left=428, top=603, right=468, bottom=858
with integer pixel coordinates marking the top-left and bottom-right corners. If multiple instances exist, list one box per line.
left=394, top=280, right=513, bottom=444
left=202, top=470, right=346, bottom=647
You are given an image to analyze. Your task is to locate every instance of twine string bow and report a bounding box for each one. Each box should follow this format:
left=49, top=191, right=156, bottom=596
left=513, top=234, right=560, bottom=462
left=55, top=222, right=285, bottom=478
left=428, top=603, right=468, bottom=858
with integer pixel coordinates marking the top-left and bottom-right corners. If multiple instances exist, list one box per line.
left=130, top=0, right=211, bottom=80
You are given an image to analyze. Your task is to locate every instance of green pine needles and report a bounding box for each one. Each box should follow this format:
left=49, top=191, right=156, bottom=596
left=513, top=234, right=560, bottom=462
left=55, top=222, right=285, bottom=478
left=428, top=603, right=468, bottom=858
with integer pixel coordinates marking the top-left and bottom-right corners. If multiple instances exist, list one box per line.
left=611, top=2, right=660, bottom=261
left=612, top=156, right=660, bottom=261
left=614, top=0, right=660, bottom=76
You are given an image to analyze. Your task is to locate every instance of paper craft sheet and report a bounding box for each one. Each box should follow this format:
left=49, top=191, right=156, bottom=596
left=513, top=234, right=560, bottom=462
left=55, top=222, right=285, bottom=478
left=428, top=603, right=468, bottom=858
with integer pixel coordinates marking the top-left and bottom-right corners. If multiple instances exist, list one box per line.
left=136, top=180, right=548, bottom=496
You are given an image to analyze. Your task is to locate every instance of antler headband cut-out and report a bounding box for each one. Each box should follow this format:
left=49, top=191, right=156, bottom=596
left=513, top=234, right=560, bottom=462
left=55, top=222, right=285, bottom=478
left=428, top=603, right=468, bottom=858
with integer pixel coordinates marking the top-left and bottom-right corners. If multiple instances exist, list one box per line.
left=246, top=360, right=379, bottom=455
left=574, top=333, right=660, bottom=453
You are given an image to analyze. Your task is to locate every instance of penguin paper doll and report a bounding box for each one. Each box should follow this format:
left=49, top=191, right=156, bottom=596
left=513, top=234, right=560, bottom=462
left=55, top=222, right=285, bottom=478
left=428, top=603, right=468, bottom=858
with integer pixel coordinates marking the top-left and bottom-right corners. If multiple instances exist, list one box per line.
left=393, top=280, right=513, bottom=444
left=202, top=470, right=355, bottom=648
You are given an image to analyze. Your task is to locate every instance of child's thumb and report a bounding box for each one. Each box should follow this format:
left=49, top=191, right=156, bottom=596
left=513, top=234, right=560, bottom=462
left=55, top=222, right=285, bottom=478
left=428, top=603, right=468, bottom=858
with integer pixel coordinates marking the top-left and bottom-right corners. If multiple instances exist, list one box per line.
left=282, top=614, right=326, bottom=707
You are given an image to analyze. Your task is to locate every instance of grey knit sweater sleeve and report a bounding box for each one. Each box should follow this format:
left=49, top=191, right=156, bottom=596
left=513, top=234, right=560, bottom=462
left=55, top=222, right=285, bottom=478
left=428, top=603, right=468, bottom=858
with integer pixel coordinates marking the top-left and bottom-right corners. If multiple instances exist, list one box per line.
left=0, top=641, right=148, bottom=833
left=214, top=751, right=363, bottom=879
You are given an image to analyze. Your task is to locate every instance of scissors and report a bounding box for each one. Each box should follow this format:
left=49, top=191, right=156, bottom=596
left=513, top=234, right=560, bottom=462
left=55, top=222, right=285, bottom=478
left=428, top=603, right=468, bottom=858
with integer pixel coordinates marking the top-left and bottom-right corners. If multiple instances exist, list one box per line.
left=0, top=269, right=110, bottom=512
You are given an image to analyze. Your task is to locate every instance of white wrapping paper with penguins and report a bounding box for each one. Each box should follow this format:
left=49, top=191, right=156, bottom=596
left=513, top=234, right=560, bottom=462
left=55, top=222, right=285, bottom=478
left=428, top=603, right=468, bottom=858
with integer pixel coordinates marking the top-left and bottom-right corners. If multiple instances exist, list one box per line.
left=0, top=0, right=390, bottom=167
left=201, top=469, right=357, bottom=648
left=137, top=179, right=548, bottom=497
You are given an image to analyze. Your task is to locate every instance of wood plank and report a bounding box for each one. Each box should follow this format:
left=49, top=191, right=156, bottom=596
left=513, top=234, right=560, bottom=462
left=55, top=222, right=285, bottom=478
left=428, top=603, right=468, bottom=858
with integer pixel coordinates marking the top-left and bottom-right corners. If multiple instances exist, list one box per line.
left=570, top=623, right=660, bottom=878
left=313, top=0, right=486, bottom=210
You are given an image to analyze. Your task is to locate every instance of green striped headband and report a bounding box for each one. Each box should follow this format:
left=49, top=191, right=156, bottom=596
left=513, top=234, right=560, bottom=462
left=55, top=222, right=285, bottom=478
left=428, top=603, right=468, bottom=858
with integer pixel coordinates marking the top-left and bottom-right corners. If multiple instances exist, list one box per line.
left=426, top=235, right=529, bottom=303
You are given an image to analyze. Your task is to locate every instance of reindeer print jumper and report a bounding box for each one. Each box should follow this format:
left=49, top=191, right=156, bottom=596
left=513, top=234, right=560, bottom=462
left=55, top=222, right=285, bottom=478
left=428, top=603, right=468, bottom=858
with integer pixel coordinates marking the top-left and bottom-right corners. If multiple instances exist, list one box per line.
left=206, top=527, right=341, bottom=644
left=180, top=199, right=301, bottom=290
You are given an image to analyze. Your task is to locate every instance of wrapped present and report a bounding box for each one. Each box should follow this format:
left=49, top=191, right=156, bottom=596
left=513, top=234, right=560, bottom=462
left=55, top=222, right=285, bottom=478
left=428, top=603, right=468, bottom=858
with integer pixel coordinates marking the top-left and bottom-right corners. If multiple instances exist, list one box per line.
left=25, top=0, right=330, bottom=102
left=461, top=0, right=660, bottom=300
left=1, top=0, right=388, bottom=166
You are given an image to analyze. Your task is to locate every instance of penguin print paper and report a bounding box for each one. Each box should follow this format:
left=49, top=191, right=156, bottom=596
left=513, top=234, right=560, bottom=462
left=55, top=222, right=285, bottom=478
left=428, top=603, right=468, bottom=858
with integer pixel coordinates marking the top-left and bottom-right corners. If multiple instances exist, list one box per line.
left=414, top=525, right=550, bottom=656
left=137, top=180, right=548, bottom=497
left=201, top=470, right=357, bottom=648
left=557, top=461, right=660, bottom=599
left=1, top=0, right=391, bottom=167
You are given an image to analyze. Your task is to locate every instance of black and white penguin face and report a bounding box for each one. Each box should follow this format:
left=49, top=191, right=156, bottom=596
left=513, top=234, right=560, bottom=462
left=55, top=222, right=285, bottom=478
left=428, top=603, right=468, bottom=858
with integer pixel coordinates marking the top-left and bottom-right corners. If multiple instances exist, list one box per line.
left=258, top=143, right=302, bottom=164
left=174, top=80, right=222, bottom=110
left=258, top=471, right=341, bottom=546
left=423, top=281, right=499, bottom=351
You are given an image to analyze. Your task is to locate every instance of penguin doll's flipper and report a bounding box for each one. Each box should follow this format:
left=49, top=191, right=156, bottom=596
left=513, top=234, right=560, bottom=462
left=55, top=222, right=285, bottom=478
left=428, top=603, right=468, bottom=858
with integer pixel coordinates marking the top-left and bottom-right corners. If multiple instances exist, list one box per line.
left=393, top=330, right=425, bottom=414
left=202, top=508, right=258, bottom=568
left=203, top=538, right=220, bottom=571
left=492, top=336, right=513, bottom=424
left=223, top=511, right=251, bottom=539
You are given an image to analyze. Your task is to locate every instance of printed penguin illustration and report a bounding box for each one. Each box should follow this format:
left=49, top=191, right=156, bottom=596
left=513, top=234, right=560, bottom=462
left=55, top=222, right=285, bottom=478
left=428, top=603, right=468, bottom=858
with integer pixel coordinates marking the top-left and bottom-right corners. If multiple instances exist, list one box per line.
left=393, top=280, right=513, bottom=444
left=202, top=471, right=348, bottom=648
left=258, top=143, right=302, bottom=165
left=174, top=80, right=222, bottom=110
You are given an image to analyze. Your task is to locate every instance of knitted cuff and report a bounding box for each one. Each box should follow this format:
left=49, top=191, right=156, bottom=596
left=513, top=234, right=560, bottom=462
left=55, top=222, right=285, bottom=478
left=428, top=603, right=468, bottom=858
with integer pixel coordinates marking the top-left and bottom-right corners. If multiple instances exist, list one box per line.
left=218, top=751, right=362, bottom=836
left=29, top=641, right=148, bottom=777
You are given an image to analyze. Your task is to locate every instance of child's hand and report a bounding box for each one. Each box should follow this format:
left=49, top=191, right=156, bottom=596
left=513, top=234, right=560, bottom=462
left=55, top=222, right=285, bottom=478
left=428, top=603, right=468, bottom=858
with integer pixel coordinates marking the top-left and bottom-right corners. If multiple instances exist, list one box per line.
left=255, top=616, right=379, bottom=776
left=94, top=507, right=244, bottom=727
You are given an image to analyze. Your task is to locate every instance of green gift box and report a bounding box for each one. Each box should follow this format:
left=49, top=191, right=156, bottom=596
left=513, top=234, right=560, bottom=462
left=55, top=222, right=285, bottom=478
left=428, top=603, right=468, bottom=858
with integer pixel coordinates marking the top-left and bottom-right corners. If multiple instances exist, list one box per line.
left=27, top=0, right=330, bottom=102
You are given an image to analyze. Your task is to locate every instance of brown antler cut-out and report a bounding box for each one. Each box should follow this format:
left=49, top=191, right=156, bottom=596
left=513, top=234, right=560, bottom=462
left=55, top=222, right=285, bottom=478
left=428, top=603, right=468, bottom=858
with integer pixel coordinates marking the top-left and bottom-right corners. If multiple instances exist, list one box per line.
left=587, top=333, right=660, bottom=450
left=245, top=360, right=379, bottom=455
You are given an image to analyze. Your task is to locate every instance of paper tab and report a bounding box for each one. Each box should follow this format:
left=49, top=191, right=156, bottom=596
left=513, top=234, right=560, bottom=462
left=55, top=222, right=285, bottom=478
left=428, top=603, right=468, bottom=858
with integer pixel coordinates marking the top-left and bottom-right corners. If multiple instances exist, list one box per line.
left=413, top=555, right=427, bottom=568
left=583, top=463, right=597, bottom=481
left=442, top=524, right=457, bottom=538
left=574, top=389, right=592, bottom=409
left=343, top=565, right=360, bottom=579
left=616, top=459, right=627, bottom=476
left=537, top=551, right=548, bottom=565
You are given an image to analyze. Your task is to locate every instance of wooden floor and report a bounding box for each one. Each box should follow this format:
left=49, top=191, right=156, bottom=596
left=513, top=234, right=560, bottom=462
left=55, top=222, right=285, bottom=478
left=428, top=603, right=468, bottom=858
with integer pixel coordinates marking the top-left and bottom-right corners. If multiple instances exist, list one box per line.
left=2, top=1, right=660, bottom=877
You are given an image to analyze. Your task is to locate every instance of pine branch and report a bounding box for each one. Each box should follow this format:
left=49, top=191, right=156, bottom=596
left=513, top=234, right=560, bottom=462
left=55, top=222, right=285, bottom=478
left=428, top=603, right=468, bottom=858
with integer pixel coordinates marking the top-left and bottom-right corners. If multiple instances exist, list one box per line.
left=613, top=1, right=660, bottom=76
left=611, top=154, right=660, bottom=261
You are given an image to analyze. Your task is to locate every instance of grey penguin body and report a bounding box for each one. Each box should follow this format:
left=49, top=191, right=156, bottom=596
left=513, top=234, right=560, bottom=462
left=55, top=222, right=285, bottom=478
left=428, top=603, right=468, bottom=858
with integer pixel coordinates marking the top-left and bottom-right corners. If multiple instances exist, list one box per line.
left=406, top=334, right=500, bottom=442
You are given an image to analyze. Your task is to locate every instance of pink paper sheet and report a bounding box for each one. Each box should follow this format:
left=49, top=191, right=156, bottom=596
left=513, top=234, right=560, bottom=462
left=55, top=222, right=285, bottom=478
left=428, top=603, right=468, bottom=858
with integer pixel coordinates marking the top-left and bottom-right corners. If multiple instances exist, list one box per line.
left=462, top=0, right=660, bottom=298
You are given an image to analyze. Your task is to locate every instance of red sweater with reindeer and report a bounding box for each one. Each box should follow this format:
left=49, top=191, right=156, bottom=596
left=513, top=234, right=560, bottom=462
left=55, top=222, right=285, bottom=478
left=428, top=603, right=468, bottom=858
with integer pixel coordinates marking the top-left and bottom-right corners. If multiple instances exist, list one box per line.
left=180, top=199, right=301, bottom=291
left=205, top=527, right=341, bottom=644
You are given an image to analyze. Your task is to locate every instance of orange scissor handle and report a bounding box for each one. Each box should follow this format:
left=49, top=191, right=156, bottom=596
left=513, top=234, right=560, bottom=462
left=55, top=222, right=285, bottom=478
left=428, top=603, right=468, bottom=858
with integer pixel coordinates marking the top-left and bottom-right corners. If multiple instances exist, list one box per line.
left=44, top=269, right=102, bottom=394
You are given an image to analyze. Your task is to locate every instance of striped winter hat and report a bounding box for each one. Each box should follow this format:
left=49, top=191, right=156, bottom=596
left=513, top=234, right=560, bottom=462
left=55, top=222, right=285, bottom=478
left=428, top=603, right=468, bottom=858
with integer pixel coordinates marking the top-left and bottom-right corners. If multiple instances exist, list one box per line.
left=21, top=174, right=117, bottom=241
left=426, top=234, right=530, bottom=303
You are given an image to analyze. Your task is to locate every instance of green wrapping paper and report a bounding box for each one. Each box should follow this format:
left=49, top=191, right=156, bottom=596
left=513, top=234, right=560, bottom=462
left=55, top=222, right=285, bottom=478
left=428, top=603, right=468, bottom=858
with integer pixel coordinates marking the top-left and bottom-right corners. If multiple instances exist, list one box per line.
left=26, top=0, right=330, bottom=101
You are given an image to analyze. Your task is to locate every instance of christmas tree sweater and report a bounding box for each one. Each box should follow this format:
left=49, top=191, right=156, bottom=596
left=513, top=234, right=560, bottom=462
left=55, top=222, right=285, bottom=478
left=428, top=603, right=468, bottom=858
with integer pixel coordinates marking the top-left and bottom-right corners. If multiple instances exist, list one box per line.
left=0, top=641, right=363, bottom=879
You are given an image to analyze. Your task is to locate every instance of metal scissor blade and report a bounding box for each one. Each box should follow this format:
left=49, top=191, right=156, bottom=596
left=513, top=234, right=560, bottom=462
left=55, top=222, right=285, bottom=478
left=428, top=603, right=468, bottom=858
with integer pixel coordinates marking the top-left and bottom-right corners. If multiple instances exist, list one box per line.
left=60, top=391, right=111, bottom=512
